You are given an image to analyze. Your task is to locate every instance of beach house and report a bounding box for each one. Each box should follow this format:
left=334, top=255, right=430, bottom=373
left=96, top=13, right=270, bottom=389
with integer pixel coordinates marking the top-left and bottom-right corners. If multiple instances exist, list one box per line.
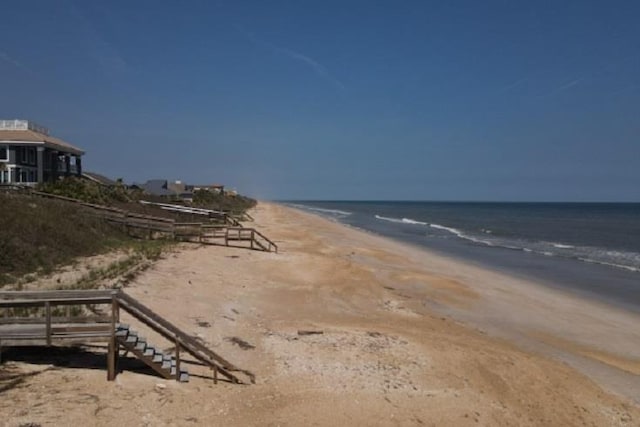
left=132, top=179, right=225, bottom=201
left=0, top=119, right=84, bottom=185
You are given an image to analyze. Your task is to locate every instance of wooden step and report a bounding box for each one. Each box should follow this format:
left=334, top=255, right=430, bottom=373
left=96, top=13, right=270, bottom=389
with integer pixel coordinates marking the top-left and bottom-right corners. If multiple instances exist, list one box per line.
left=134, top=339, right=147, bottom=351
left=171, top=367, right=190, bottom=382
left=115, top=326, right=189, bottom=382
left=125, top=334, right=138, bottom=344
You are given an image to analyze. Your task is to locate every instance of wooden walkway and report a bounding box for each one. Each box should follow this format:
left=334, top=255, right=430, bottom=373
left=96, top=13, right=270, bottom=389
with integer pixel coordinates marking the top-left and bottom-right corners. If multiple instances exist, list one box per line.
left=0, top=290, right=254, bottom=384
left=0, top=185, right=277, bottom=253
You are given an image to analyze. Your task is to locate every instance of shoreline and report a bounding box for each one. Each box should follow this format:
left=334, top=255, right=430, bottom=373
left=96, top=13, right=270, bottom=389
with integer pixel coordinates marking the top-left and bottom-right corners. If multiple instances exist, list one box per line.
left=281, top=202, right=640, bottom=400
left=286, top=201, right=640, bottom=315
left=1, top=201, right=638, bottom=425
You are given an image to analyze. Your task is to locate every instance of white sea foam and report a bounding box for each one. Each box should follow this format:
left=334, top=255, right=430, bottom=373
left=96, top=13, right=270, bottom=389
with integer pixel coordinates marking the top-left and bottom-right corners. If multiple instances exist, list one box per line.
left=374, top=215, right=428, bottom=225
left=429, top=223, right=461, bottom=235
left=401, top=218, right=428, bottom=225
left=552, top=243, right=575, bottom=249
left=371, top=209, right=640, bottom=274
left=578, top=258, right=640, bottom=273
left=290, top=204, right=352, bottom=216
left=429, top=223, right=494, bottom=246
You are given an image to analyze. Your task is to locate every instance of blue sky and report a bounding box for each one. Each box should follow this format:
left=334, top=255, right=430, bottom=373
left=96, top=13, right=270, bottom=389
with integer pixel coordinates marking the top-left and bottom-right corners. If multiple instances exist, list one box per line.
left=1, top=0, right=639, bottom=201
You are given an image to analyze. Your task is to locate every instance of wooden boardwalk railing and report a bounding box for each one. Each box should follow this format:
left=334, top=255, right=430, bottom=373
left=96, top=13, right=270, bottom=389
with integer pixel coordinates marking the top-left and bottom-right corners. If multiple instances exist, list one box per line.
left=116, top=292, right=253, bottom=384
left=0, top=186, right=277, bottom=252
left=0, top=290, right=254, bottom=384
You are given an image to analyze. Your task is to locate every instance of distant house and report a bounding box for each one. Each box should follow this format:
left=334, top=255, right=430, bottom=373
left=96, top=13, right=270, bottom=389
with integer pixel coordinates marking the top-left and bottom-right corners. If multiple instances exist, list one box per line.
left=0, top=119, right=84, bottom=185
left=167, top=180, right=193, bottom=201
left=133, top=179, right=175, bottom=197
left=187, top=183, right=224, bottom=195
left=133, top=179, right=225, bottom=201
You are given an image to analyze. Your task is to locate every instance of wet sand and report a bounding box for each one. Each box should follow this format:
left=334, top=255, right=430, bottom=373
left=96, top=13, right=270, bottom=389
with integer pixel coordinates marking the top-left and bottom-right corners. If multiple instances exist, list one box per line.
left=1, top=202, right=639, bottom=426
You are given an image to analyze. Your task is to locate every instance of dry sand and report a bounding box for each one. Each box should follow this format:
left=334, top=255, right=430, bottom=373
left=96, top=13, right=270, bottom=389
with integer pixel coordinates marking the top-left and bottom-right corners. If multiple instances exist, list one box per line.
left=1, top=202, right=639, bottom=426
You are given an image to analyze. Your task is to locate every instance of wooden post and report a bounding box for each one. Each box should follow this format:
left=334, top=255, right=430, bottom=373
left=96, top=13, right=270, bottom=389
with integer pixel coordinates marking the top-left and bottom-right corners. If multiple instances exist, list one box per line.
left=213, top=366, right=218, bottom=385
left=107, top=295, right=118, bottom=381
left=107, top=338, right=116, bottom=381
left=224, top=228, right=229, bottom=247
left=113, top=297, right=120, bottom=373
left=175, top=336, right=181, bottom=380
left=250, top=230, right=255, bottom=250
left=45, top=301, right=51, bottom=346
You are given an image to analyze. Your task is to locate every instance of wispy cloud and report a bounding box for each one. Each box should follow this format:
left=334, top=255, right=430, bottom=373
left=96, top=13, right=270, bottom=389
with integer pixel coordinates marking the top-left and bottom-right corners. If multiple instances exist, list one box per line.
left=555, top=78, right=583, bottom=92
left=238, top=26, right=345, bottom=91
left=498, top=78, right=528, bottom=93
left=0, top=51, right=34, bottom=74
left=538, top=77, right=585, bottom=98
left=68, top=3, right=129, bottom=74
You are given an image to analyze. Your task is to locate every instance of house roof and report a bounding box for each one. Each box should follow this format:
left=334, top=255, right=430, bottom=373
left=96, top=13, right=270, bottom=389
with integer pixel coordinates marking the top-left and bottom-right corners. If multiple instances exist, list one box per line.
left=0, top=129, right=84, bottom=156
left=138, top=179, right=174, bottom=196
left=82, top=171, right=118, bottom=186
left=187, top=184, right=224, bottom=189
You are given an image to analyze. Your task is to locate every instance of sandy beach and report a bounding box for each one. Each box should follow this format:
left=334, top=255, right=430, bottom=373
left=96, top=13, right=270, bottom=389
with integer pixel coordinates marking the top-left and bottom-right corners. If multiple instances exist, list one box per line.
left=1, top=202, right=639, bottom=426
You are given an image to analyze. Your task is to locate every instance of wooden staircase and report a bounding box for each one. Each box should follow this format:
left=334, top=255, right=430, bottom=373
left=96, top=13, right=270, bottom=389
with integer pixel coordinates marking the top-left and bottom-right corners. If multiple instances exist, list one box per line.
left=115, top=292, right=254, bottom=384
left=115, top=323, right=189, bottom=382
left=0, top=290, right=255, bottom=385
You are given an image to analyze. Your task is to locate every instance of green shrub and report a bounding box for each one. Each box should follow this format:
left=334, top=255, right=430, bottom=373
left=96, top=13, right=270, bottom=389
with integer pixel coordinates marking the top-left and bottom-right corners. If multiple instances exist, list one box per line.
left=192, top=189, right=256, bottom=214
left=37, top=176, right=136, bottom=205
left=0, top=193, right=132, bottom=286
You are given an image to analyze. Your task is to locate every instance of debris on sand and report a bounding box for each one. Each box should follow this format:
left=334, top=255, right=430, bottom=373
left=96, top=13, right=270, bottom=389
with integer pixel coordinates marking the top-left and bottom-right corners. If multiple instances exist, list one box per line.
left=225, top=336, right=255, bottom=350
left=297, top=330, right=324, bottom=336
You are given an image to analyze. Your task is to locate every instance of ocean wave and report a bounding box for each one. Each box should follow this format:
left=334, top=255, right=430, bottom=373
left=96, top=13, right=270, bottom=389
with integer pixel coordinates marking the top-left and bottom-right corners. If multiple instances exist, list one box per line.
left=374, top=215, right=428, bottom=225
left=551, top=243, right=575, bottom=249
left=370, top=210, right=640, bottom=274
left=577, top=257, right=640, bottom=273
left=290, top=204, right=352, bottom=216
left=429, top=223, right=494, bottom=246
left=429, top=227, right=640, bottom=272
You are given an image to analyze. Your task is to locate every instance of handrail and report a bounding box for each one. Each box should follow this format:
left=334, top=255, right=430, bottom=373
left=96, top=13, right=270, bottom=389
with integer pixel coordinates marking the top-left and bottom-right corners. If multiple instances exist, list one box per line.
left=116, top=292, right=254, bottom=384
left=0, top=290, right=117, bottom=300
left=252, top=228, right=278, bottom=253
left=3, top=188, right=276, bottom=252
left=225, top=227, right=278, bottom=253
left=0, top=289, right=255, bottom=384
left=125, top=211, right=175, bottom=223
left=0, top=290, right=117, bottom=307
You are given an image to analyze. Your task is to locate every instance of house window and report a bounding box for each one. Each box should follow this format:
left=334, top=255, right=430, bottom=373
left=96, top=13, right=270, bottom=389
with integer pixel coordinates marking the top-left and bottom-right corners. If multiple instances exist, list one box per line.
left=0, top=146, right=7, bottom=161
left=17, top=147, right=35, bottom=165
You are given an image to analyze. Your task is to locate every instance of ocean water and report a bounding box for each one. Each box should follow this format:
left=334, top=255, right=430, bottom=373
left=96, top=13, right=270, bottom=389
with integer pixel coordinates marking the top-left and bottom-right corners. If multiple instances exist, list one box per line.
left=287, top=201, right=640, bottom=312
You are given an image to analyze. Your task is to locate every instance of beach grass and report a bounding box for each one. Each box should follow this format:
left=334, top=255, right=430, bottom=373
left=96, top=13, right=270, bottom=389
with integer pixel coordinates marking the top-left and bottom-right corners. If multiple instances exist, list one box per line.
left=0, top=193, right=170, bottom=287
